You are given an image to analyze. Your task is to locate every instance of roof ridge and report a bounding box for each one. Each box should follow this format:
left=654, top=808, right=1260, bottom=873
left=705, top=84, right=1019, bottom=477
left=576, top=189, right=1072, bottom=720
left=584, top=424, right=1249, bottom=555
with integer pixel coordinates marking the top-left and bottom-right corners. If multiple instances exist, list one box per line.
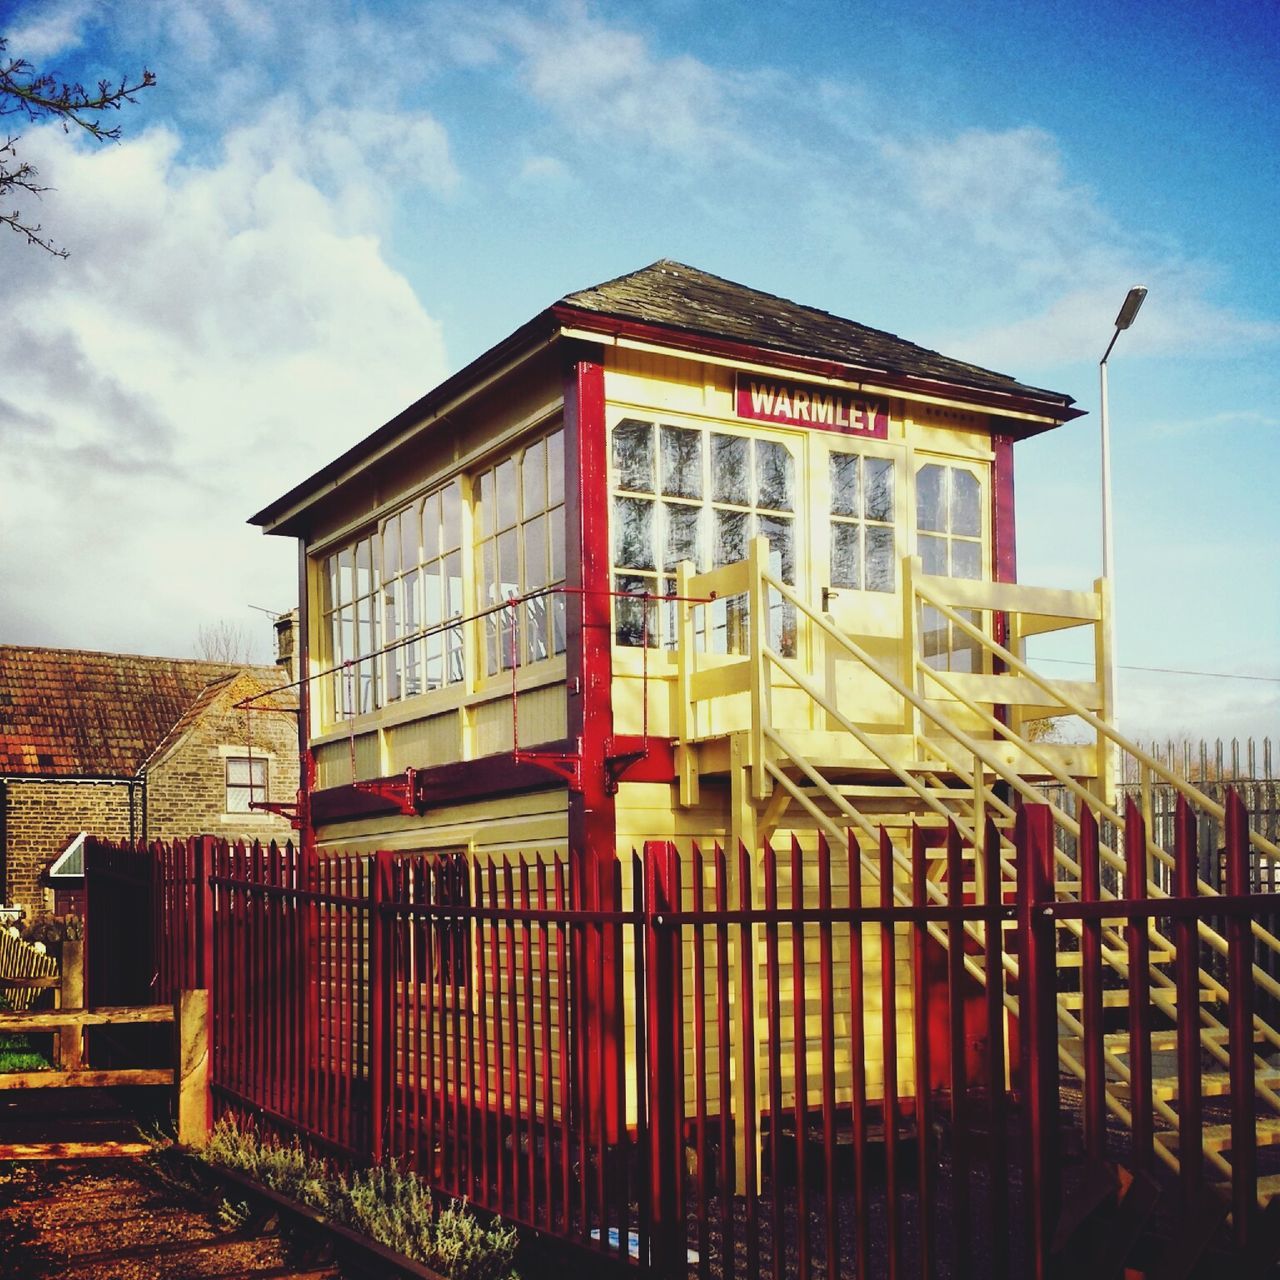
left=0, top=643, right=272, bottom=672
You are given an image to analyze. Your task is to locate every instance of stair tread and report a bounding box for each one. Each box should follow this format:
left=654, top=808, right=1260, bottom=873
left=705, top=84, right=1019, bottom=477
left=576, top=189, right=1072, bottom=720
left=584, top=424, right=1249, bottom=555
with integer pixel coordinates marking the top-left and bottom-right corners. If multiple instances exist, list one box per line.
left=1167, top=1118, right=1280, bottom=1152
left=1116, top=1070, right=1280, bottom=1101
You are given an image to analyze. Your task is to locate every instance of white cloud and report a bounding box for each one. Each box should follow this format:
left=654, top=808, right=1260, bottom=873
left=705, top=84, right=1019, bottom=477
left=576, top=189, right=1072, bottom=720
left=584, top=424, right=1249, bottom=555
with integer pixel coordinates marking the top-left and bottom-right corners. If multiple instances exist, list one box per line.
left=5, top=0, right=93, bottom=59
left=0, top=117, right=449, bottom=657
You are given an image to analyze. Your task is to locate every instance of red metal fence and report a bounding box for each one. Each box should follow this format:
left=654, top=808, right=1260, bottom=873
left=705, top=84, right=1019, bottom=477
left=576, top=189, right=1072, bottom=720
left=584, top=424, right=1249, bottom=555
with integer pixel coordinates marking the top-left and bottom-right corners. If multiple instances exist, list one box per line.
left=85, top=794, right=1280, bottom=1277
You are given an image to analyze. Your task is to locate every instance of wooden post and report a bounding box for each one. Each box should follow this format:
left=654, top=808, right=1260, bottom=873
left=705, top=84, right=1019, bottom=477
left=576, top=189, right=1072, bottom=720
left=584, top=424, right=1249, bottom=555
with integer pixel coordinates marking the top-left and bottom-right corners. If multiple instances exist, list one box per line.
left=58, top=938, right=84, bottom=1071
left=177, top=988, right=212, bottom=1148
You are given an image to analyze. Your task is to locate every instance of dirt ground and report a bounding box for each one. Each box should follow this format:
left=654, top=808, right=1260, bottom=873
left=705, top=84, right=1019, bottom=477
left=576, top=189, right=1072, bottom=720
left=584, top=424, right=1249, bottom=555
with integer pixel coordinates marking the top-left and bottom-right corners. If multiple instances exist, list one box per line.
left=0, top=1089, right=337, bottom=1280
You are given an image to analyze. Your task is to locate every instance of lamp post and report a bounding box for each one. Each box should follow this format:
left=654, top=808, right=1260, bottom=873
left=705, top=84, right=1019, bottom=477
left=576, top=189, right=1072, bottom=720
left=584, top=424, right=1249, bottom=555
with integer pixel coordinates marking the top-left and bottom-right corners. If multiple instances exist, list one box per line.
left=1098, top=285, right=1146, bottom=774
left=1099, top=286, right=1147, bottom=586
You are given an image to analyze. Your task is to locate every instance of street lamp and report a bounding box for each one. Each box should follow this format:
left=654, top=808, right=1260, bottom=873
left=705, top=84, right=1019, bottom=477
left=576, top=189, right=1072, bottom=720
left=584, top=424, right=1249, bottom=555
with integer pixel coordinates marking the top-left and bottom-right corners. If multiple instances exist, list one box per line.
left=1099, top=286, right=1147, bottom=583
left=1097, top=285, right=1146, bottom=769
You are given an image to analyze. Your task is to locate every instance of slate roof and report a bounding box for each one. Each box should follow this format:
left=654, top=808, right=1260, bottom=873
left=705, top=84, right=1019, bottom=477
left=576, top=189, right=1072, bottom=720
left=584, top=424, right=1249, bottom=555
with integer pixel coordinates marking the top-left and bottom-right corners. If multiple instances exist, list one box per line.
left=251, top=259, right=1078, bottom=534
left=559, top=260, right=1068, bottom=402
left=0, top=647, right=280, bottom=778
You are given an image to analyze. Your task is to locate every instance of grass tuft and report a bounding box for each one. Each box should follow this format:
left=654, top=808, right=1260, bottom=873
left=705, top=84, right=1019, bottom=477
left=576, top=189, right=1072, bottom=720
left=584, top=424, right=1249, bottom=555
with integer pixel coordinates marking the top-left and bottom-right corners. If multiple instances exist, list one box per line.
left=201, top=1116, right=520, bottom=1280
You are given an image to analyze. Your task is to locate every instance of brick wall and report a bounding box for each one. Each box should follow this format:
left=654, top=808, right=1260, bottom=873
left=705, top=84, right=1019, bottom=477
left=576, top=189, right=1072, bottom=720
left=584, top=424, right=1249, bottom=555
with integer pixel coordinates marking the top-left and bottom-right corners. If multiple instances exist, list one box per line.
left=145, top=672, right=299, bottom=844
left=1, top=779, right=136, bottom=914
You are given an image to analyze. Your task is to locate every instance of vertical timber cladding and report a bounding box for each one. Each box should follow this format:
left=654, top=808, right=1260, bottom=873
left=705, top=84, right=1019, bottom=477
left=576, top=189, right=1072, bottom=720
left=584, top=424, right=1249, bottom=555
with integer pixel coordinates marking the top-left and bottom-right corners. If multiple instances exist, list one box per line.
left=604, top=349, right=1002, bottom=1110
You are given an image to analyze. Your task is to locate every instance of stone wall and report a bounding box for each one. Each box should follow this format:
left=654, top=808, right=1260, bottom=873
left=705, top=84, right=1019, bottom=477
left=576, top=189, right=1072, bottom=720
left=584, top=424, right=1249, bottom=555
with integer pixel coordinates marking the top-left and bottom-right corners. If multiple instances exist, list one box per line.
left=145, top=672, right=299, bottom=845
left=0, top=778, right=137, bottom=914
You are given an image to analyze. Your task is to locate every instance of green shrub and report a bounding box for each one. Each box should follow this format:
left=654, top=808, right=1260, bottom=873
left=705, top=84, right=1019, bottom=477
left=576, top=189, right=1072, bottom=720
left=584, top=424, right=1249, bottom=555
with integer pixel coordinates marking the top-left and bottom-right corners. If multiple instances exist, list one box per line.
left=201, top=1117, right=519, bottom=1280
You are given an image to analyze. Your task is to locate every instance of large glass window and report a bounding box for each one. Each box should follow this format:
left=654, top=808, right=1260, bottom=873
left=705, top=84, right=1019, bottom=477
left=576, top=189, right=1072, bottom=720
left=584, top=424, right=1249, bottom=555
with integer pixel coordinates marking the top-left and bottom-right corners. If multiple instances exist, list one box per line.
left=916, top=462, right=985, bottom=674
left=475, top=429, right=566, bottom=675
left=322, top=479, right=464, bottom=717
left=323, top=530, right=381, bottom=714
left=382, top=481, right=464, bottom=702
left=610, top=419, right=796, bottom=653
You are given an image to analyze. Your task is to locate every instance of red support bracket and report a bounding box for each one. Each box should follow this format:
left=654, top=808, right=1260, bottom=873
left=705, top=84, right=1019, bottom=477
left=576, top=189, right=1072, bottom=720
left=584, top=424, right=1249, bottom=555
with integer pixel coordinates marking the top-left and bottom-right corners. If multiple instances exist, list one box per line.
left=248, top=799, right=303, bottom=829
left=513, top=740, right=583, bottom=790
left=354, top=766, right=424, bottom=817
left=604, top=736, right=649, bottom=793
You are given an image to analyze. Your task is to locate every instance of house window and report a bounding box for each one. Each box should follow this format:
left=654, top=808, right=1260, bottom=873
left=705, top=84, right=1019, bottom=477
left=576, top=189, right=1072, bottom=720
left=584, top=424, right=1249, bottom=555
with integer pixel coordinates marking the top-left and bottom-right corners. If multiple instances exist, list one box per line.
left=610, top=419, right=796, bottom=653
left=226, top=757, right=268, bottom=813
left=475, top=429, right=566, bottom=676
left=916, top=462, right=986, bottom=674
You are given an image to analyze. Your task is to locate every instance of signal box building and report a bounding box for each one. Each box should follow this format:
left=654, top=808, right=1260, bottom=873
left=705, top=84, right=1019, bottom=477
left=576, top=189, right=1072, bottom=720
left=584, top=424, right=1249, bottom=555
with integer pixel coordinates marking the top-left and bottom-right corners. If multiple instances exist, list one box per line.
left=250, top=261, right=1114, bottom=1122
left=251, top=260, right=1101, bottom=864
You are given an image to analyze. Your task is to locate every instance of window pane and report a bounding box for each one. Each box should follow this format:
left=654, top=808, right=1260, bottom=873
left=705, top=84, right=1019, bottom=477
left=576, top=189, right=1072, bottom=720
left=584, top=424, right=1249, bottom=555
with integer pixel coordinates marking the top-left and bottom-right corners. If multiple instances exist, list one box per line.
left=952, top=470, right=981, bottom=537
left=227, top=758, right=251, bottom=785
left=356, top=538, right=373, bottom=596
left=614, top=574, right=658, bottom=647
left=441, top=481, right=462, bottom=552
left=480, top=470, right=495, bottom=536
left=443, top=551, right=462, bottom=618
left=830, top=522, right=861, bottom=589
left=866, top=458, right=894, bottom=523
left=663, top=502, right=702, bottom=571
left=338, top=547, right=354, bottom=605
left=383, top=518, right=401, bottom=579
left=756, top=440, right=794, bottom=511
left=549, top=506, right=565, bottom=583
left=496, top=458, right=518, bottom=530
left=711, top=434, right=749, bottom=504
left=546, top=430, right=565, bottom=509
left=226, top=785, right=251, bottom=813
left=919, top=533, right=948, bottom=576
left=482, top=540, right=497, bottom=605
left=830, top=453, right=860, bottom=518
left=497, top=527, right=519, bottom=597
left=661, top=425, right=702, bottom=499
left=866, top=526, right=895, bottom=592
left=523, top=437, right=546, bottom=517
left=916, top=465, right=946, bottom=533
left=921, top=604, right=949, bottom=663
left=613, top=496, right=655, bottom=570
left=406, top=499, right=424, bottom=567
left=249, top=759, right=267, bottom=787
left=613, top=419, right=654, bottom=492
left=952, top=538, right=982, bottom=580
left=714, top=509, right=748, bottom=567
left=758, top=514, right=794, bottom=583
left=523, top=513, right=548, bottom=590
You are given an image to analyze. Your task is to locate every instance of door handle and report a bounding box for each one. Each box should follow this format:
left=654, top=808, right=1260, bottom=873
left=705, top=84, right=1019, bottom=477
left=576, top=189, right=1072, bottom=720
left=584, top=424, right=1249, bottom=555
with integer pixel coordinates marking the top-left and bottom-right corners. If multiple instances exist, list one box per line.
left=822, top=586, right=839, bottom=612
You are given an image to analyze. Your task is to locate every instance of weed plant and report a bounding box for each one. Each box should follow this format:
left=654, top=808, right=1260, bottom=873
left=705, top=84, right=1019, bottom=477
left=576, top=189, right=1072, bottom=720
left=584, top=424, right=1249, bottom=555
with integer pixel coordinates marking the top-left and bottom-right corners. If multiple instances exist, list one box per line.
left=202, top=1116, right=520, bottom=1280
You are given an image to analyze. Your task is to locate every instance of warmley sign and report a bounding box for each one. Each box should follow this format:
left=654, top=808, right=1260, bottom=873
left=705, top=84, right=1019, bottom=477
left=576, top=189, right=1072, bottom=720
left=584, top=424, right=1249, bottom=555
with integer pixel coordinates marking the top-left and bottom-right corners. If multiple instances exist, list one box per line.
left=735, top=374, right=889, bottom=438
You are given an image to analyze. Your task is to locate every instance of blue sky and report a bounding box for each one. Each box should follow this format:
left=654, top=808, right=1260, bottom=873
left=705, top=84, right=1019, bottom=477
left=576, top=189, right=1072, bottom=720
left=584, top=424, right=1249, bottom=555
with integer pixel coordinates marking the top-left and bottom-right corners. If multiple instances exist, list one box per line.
left=1, top=0, right=1276, bottom=743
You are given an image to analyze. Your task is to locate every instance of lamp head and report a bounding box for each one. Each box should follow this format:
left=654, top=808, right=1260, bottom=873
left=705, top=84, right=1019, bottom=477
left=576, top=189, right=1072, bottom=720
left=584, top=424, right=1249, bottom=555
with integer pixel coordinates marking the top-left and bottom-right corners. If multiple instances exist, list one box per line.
left=1115, top=286, right=1147, bottom=331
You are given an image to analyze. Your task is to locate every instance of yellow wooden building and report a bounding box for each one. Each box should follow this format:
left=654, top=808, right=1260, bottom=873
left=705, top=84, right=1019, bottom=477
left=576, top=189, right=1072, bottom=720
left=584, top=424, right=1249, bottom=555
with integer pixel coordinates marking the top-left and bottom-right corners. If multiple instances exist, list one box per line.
left=249, top=259, right=1109, bottom=862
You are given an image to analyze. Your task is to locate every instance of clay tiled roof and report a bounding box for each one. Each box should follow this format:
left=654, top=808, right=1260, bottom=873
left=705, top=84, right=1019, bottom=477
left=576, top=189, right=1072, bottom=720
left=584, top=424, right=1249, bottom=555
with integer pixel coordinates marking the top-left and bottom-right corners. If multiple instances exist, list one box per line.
left=0, top=647, right=278, bottom=778
left=560, top=260, right=1069, bottom=403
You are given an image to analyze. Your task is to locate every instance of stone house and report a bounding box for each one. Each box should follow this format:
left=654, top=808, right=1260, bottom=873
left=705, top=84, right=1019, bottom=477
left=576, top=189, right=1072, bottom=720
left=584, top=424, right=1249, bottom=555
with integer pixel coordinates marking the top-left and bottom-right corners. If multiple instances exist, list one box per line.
left=0, top=646, right=299, bottom=917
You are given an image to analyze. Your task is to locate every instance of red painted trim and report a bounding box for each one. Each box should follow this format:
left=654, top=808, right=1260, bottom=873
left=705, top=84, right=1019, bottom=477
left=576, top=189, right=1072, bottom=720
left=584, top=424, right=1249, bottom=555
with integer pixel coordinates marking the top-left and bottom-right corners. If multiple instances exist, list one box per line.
left=991, top=434, right=1017, bottom=586
left=990, top=433, right=1017, bottom=676
left=309, top=751, right=575, bottom=824
left=562, top=345, right=625, bottom=1142
left=551, top=304, right=1085, bottom=434
left=296, top=541, right=315, bottom=851
left=563, top=346, right=614, bottom=863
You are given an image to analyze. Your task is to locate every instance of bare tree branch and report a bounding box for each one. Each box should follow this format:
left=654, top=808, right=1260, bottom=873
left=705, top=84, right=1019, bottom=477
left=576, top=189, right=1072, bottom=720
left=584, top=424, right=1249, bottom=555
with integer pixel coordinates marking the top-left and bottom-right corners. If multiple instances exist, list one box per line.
left=0, top=35, right=155, bottom=255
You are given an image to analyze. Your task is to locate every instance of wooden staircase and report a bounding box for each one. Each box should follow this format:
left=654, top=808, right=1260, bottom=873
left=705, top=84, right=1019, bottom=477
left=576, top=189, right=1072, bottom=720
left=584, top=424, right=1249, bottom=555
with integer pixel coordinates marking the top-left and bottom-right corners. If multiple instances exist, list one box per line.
left=675, top=537, right=1280, bottom=1208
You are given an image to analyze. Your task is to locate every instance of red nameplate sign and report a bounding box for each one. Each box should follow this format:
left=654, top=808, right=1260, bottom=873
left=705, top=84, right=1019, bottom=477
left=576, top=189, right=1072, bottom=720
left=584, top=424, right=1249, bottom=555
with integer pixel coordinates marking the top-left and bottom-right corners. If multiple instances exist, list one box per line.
left=735, top=374, right=889, bottom=437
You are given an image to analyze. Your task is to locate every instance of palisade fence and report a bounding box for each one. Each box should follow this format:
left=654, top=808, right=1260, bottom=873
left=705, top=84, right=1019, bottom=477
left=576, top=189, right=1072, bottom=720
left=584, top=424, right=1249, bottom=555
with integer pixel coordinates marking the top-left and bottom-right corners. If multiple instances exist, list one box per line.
left=85, top=794, right=1280, bottom=1279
